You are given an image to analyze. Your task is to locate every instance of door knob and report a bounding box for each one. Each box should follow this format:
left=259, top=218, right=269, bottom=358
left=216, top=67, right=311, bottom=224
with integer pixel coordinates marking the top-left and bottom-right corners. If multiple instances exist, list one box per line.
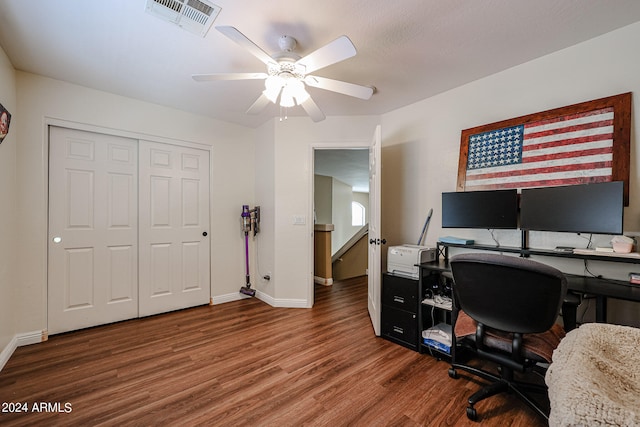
left=202, top=231, right=208, bottom=237
left=52, top=236, right=62, bottom=243
left=369, top=238, right=387, bottom=245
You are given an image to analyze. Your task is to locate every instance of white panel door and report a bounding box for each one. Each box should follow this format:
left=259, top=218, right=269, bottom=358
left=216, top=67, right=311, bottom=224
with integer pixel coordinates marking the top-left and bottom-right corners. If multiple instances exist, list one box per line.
left=368, top=125, right=382, bottom=336
left=138, top=140, right=210, bottom=316
left=48, top=127, right=138, bottom=334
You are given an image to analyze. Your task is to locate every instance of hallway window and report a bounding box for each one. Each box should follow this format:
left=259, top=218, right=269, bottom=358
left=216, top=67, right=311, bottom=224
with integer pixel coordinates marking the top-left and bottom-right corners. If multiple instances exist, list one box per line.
left=352, top=201, right=365, bottom=226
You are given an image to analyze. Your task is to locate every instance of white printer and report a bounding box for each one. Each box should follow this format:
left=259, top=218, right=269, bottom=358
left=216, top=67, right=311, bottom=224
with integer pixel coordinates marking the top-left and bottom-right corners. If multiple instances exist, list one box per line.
left=387, top=244, right=437, bottom=279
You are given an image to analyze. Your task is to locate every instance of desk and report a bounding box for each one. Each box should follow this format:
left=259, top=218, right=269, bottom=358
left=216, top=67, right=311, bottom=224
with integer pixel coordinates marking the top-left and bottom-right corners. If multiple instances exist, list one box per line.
left=422, top=245, right=640, bottom=325
left=564, top=274, right=640, bottom=322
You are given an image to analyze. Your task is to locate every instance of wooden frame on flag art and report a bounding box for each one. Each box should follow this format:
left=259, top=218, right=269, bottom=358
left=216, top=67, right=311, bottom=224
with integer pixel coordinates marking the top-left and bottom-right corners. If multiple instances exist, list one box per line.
left=456, top=92, right=632, bottom=205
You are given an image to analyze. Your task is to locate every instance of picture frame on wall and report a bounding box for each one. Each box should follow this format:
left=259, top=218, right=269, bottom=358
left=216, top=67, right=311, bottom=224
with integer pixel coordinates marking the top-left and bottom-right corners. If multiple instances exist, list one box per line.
left=456, top=93, right=632, bottom=205
left=0, top=102, right=11, bottom=144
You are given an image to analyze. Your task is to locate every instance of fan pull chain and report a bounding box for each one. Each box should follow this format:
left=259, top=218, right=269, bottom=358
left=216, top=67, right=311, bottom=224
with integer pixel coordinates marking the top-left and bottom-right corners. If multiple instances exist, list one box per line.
left=279, top=105, right=289, bottom=121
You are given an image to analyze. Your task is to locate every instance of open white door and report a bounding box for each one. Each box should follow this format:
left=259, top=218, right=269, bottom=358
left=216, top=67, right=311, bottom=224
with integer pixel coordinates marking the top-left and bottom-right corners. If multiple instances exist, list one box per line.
left=367, top=125, right=382, bottom=335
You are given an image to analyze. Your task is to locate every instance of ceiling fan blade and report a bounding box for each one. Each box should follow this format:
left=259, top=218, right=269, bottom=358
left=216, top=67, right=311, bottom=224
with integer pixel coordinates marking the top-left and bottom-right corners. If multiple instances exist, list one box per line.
left=216, top=26, right=276, bottom=66
left=192, top=73, right=268, bottom=81
left=296, top=36, right=357, bottom=74
left=246, top=93, right=271, bottom=115
left=300, top=97, right=326, bottom=122
left=304, top=75, right=373, bottom=100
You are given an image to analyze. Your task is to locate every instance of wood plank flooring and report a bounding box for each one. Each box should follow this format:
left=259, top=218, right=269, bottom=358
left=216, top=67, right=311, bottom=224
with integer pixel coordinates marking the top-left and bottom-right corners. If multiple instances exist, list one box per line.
left=0, top=277, right=546, bottom=426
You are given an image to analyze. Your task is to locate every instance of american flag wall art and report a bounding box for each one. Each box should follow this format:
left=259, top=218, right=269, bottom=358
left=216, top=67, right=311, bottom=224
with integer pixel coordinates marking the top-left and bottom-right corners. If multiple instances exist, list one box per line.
left=456, top=93, right=631, bottom=205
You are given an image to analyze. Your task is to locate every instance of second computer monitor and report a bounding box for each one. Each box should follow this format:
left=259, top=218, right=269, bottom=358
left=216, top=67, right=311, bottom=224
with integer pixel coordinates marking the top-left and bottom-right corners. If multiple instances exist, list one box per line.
left=520, top=181, right=623, bottom=235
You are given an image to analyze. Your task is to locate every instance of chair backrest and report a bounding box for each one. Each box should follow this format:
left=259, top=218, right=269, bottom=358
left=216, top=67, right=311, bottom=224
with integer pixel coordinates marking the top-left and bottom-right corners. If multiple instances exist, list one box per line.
left=450, top=253, right=567, bottom=334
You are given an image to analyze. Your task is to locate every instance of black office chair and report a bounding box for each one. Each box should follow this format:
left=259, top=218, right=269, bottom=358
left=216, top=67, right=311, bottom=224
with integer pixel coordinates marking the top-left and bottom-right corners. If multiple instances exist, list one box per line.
left=448, top=253, right=567, bottom=422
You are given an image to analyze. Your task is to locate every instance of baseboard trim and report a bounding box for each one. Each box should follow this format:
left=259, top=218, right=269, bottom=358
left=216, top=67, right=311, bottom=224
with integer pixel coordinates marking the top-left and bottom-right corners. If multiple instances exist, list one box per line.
left=0, top=330, right=47, bottom=372
left=212, top=292, right=247, bottom=305
left=254, top=290, right=309, bottom=308
left=255, top=290, right=275, bottom=306
left=18, top=330, right=48, bottom=346
left=0, top=336, right=18, bottom=372
left=314, top=276, right=333, bottom=286
left=272, top=298, right=310, bottom=308
left=212, top=291, right=309, bottom=308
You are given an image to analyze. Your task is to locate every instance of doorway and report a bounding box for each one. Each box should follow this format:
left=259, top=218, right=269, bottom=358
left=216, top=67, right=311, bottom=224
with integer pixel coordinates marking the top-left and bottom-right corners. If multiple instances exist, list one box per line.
left=309, top=125, right=382, bottom=334
left=313, top=148, right=369, bottom=290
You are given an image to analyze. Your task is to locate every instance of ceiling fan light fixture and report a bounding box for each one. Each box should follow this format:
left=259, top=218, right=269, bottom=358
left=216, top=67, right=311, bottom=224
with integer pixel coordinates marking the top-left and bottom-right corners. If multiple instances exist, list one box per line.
left=262, top=89, right=280, bottom=104
left=196, top=27, right=372, bottom=122
left=280, top=88, right=296, bottom=108
left=288, top=79, right=310, bottom=104
left=264, top=75, right=284, bottom=103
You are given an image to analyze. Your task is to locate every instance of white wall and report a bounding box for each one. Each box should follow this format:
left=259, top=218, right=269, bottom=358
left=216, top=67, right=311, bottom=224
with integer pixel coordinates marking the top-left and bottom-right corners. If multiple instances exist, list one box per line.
left=253, top=120, right=276, bottom=298
left=264, top=116, right=381, bottom=305
left=313, top=176, right=370, bottom=254
left=331, top=177, right=354, bottom=254
left=14, top=72, right=255, bottom=335
left=0, top=45, right=18, bottom=359
left=314, top=174, right=332, bottom=224
left=380, top=21, right=640, bottom=326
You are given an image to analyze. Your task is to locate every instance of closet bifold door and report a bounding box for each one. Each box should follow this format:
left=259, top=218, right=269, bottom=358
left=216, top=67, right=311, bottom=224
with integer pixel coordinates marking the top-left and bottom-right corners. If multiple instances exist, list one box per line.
left=138, top=140, right=211, bottom=317
left=48, top=126, right=139, bottom=334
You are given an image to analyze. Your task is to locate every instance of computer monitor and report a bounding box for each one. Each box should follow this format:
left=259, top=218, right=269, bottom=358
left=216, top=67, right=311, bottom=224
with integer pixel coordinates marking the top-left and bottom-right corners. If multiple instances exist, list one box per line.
left=442, top=189, right=518, bottom=229
left=520, top=181, right=624, bottom=235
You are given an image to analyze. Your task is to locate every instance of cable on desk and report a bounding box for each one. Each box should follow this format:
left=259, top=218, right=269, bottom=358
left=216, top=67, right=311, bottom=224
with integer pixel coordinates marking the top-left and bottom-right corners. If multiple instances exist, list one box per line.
left=583, top=259, right=603, bottom=279
left=577, top=296, right=595, bottom=325
left=578, top=233, right=594, bottom=249
left=489, top=229, right=500, bottom=247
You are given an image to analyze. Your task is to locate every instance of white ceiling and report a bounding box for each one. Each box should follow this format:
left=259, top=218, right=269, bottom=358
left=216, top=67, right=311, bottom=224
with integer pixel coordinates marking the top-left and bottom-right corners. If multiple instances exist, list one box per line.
left=1, top=1, right=640, bottom=129
left=315, top=149, right=369, bottom=193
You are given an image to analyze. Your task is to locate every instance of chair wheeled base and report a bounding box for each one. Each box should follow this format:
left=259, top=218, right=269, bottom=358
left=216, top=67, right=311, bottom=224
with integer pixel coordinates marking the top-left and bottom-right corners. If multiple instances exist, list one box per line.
left=448, top=362, right=549, bottom=421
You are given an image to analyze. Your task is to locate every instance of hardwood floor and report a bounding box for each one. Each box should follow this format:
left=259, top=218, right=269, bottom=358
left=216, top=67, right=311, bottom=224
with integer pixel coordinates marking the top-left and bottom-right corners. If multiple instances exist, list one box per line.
left=0, top=277, right=546, bottom=426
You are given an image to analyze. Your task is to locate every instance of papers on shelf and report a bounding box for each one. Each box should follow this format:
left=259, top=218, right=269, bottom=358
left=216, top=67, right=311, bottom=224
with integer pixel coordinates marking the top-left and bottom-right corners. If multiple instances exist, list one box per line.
left=422, top=296, right=452, bottom=310
left=572, top=248, right=640, bottom=258
left=422, top=323, right=452, bottom=353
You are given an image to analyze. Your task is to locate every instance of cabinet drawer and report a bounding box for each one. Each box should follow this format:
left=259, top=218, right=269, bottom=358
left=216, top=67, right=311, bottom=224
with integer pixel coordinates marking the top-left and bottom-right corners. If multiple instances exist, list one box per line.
left=382, top=274, right=418, bottom=311
left=381, top=306, right=418, bottom=349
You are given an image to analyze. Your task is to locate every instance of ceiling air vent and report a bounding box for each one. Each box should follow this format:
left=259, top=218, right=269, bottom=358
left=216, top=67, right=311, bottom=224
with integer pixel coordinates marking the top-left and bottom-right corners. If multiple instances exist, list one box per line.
left=145, top=0, right=221, bottom=37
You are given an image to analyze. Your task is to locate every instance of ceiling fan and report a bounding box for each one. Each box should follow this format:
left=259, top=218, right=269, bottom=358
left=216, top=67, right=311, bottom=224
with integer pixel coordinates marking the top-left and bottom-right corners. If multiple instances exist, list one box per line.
left=192, top=26, right=374, bottom=122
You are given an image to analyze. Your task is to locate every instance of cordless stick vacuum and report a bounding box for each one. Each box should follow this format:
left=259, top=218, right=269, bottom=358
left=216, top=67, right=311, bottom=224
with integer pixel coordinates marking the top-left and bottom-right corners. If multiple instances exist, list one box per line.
left=239, top=205, right=260, bottom=297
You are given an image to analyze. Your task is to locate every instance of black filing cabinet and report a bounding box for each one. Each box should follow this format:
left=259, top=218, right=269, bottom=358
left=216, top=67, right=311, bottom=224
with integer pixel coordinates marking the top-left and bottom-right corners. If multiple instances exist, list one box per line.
left=381, top=273, right=420, bottom=351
